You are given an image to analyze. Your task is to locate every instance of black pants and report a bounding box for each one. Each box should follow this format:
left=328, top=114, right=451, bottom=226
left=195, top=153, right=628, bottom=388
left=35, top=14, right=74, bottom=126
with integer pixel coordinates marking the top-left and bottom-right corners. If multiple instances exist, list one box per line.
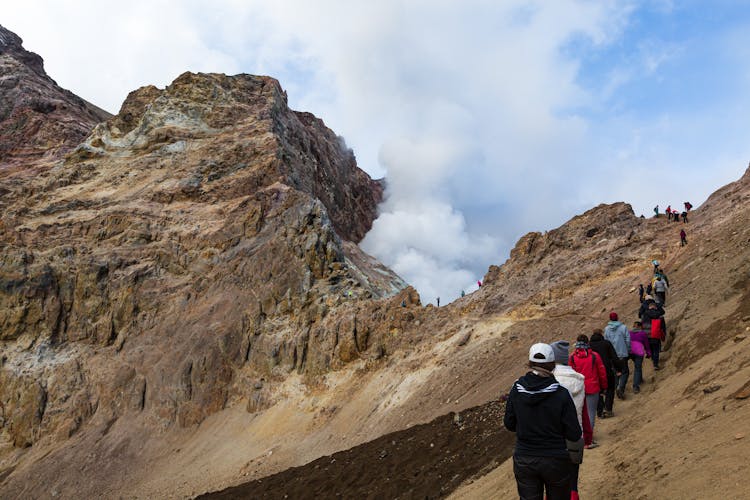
left=513, top=454, right=572, bottom=500
left=598, top=371, right=616, bottom=413
left=649, top=338, right=662, bottom=368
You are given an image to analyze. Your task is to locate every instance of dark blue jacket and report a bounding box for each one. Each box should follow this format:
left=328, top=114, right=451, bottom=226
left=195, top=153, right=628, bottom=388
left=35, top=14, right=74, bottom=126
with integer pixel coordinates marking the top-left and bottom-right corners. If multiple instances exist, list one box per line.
left=503, top=372, right=582, bottom=457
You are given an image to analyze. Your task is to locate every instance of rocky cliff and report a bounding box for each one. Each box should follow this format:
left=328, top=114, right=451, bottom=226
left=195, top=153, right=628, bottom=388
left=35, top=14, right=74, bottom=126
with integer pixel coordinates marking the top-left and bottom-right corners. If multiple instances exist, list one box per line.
left=0, top=25, right=410, bottom=489
left=0, top=25, right=111, bottom=167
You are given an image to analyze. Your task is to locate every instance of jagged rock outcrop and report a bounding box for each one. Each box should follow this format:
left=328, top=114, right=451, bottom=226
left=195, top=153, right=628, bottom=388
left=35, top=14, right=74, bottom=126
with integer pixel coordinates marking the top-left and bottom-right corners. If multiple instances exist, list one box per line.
left=0, top=25, right=110, bottom=167
left=479, top=202, right=656, bottom=317
left=0, top=32, right=405, bottom=458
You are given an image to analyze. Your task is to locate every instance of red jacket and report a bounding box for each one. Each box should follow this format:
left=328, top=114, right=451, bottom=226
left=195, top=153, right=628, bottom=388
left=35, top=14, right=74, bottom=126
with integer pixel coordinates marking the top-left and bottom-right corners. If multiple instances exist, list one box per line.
left=569, top=349, right=608, bottom=394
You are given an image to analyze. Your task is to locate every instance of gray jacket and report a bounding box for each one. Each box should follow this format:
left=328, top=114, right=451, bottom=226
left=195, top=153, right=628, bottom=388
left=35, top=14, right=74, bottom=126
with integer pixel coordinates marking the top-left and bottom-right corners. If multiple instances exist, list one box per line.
left=604, top=321, right=631, bottom=358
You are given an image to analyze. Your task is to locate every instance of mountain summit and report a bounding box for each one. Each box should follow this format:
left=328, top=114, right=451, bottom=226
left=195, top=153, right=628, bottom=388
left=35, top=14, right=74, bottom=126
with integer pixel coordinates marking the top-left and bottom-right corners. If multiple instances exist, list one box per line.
left=0, top=24, right=110, bottom=166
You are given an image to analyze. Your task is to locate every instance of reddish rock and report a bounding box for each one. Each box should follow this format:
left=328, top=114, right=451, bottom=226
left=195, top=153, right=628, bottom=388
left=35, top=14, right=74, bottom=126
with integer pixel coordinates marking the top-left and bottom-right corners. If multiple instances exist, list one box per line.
left=0, top=24, right=111, bottom=168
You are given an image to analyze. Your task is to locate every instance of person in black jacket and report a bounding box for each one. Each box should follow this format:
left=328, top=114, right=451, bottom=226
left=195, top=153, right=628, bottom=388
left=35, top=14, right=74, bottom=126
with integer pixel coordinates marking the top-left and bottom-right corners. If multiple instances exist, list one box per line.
left=589, top=330, right=620, bottom=418
left=504, top=343, right=582, bottom=500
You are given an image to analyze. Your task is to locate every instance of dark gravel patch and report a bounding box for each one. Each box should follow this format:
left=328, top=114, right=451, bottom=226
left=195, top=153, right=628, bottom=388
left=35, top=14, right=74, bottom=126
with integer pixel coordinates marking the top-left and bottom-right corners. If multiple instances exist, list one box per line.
left=198, top=400, right=513, bottom=500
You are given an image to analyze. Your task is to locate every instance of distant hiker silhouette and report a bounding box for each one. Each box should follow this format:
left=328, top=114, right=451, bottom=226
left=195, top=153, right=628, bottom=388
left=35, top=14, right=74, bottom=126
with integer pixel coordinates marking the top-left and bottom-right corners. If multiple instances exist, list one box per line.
left=680, top=229, right=687, bottom=246
left=504, top=343, right=581, bottom=500
left=653, top=205, right=659, bottom=217
left=477, top=280, right=482, bottom=288
left=436, top=297, right=440, bottom=307
left=638, top=283, right=645, bottom=302
left=461, top=290, right=465, bottom=298
left=681, top=211, right=688, bottom=223
left=684, top=201, right=692, bottom=211
left=666, top=205, right=672, bottom=220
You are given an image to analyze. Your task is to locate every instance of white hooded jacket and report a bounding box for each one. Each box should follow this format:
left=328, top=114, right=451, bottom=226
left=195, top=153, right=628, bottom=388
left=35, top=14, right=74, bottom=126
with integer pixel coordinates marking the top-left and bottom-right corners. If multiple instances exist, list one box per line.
left=553, top=364, right=586, bottom=427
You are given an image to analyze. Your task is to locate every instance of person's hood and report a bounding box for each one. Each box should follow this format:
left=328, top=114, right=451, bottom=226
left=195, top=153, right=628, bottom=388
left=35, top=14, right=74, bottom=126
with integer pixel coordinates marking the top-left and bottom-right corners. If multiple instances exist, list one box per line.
left=553, top=365, right=585, bottom=397
left=514, top=372, right=560, bottom=406
left=644, top=308, right=663, bottom=319
left=572, top=347, right=592, bottom=359
left=606, top=320, right=624, bottom=329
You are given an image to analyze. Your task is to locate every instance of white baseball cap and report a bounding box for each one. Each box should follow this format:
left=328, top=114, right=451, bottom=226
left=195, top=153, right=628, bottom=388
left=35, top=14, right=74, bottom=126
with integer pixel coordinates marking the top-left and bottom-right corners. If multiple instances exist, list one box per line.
left=529, top=343, right=555, bottom=363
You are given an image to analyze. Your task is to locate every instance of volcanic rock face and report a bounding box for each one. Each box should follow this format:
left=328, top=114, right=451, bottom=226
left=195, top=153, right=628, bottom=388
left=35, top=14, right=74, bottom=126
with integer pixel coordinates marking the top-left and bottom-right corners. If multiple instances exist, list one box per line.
left=0, top=25, right=111, bottom=167
left=478, top=201, right=653, bottom=319
left=0, top=32, right=404, bottom=460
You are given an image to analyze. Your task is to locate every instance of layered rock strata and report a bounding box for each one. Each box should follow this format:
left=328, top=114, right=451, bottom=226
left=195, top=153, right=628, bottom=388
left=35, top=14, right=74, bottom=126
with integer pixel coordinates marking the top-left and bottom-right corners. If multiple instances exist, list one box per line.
left=0, top=43, right=406, bottom=453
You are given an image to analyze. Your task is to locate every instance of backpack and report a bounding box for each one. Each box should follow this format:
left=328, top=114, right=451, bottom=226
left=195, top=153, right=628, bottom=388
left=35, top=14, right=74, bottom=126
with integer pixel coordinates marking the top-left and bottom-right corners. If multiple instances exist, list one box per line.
left=651, top=318, right=665, bottom=340
left=570, top=350, right=597, bottom=371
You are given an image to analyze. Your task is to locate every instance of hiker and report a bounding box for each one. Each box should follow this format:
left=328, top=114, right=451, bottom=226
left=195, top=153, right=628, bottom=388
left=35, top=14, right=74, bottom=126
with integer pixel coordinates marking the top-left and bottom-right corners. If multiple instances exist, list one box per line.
left=638, top=283, right=645, bottom=303
left=589, top=330, right=620, bottom=418
left=653, top=205, right=659, bottom=217
left=629, top=321, right=652, bottom=394
left=551, top=340, right=592, bottom=500
left=436, top=297, right=440, bottom=307
left=681, top=211, right=688, bottom=223
left=477, top=280, right=482, bottom=288
left=639, top=294, right=657, bottom=323
left=653, top=276, right=668, bottom=306
left=652, top=259, right=660, bottom=273
left=504, top=343, right=582, bottom=500
left=666, top=205, right=672, bottom=220
left=461, top=290, right=465, bottom=298
left=656, top=269, right=670, bottom=286
left=680, top=229, right=687, bottom=246
left=684, top=201, right=692, bottom=212
left=604, top=312, right=630, bottom=400
left=569, top=335, right=607, bottom=437
left=641, top=301, right=666, bottom=370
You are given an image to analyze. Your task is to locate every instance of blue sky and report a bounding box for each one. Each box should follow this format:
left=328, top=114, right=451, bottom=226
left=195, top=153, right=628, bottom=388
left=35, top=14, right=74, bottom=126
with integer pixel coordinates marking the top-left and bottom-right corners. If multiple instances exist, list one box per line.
left=3, top=1, right=750, bottom=303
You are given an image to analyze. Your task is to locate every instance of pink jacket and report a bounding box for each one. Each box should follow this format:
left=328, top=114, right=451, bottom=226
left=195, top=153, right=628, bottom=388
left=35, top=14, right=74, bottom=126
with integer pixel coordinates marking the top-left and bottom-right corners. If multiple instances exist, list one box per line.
left=629, top=329, right=652, bottom=357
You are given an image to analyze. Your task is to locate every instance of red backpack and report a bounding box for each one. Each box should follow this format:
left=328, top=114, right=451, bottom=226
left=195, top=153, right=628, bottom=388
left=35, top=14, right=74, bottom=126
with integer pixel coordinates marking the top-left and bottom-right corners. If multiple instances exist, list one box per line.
left=651, top=318, right=666, bottom=340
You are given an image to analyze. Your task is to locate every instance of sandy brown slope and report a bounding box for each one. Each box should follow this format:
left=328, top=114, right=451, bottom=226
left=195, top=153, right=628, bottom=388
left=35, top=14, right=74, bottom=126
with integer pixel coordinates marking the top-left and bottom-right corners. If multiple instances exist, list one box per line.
left=196, top=167, right=750, bottom=500
left=450, top=167, right=750, bottom=499
left=3, top=162, right=747, bottom=499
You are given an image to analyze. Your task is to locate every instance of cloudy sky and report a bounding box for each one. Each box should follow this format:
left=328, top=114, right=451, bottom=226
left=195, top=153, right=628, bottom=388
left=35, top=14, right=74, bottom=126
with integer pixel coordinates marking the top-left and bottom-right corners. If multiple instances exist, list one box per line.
left=4, top=1, right=750, bottom=303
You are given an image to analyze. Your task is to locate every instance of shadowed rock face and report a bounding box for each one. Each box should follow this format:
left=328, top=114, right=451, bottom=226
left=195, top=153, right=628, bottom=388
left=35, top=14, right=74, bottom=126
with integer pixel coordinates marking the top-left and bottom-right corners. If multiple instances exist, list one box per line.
left=0, top=37, right=404, bottom=455
left=0, top=25, right=111, bottom=167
